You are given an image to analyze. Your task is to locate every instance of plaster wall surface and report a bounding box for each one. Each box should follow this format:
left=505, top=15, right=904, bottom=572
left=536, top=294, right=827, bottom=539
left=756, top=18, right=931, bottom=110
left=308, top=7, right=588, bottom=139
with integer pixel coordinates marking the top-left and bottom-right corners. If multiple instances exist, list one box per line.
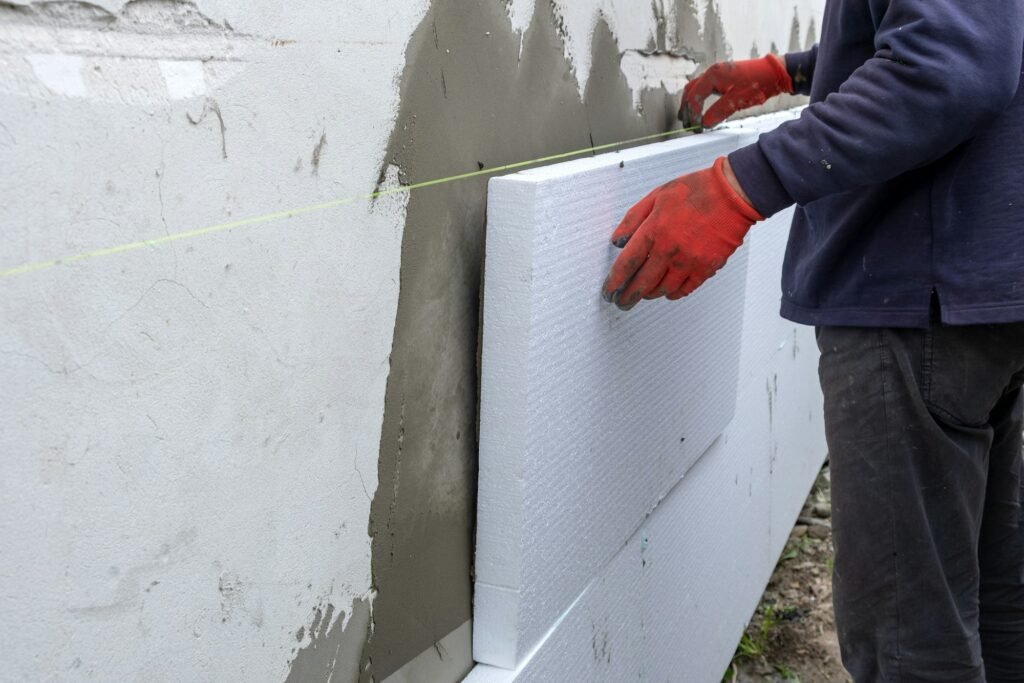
left=0, top=2, right=428, bottom=681
left=1, top=1, right=822, bottom=681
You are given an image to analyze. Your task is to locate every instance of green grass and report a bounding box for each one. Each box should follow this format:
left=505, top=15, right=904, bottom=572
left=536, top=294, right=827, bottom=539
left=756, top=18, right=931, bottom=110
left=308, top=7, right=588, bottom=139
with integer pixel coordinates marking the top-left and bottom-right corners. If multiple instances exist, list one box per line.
left=781, top=535, right=812, bottom=562
left=775, top=663, right=802, bottom=681
left=722, top=604, right=805, bottom=682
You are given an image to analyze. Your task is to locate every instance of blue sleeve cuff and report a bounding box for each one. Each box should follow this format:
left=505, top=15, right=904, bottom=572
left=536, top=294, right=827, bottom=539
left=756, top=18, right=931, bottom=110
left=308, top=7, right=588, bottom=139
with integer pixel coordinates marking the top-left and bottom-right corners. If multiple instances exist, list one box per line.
left=728, top=142, right=795, bottom=219
left=785, top=47, right=817, bottom=96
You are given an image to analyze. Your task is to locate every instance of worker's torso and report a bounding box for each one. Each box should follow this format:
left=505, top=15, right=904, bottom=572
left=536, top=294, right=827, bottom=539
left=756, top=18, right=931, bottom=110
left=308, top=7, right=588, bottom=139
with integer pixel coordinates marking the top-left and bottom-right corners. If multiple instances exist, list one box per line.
left=782, top=0, right=1024, bottom=327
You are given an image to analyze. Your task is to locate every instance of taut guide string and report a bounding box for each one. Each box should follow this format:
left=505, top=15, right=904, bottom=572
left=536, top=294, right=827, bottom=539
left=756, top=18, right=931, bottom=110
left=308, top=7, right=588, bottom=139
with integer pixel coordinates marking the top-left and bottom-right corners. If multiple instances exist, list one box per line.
left=0, top=126, right=706, bottom=281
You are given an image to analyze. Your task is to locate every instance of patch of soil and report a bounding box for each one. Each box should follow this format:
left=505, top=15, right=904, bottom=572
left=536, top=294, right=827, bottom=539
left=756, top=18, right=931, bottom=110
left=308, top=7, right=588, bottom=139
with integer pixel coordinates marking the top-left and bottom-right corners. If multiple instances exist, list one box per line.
left=724, top=466, right=852, bottom=683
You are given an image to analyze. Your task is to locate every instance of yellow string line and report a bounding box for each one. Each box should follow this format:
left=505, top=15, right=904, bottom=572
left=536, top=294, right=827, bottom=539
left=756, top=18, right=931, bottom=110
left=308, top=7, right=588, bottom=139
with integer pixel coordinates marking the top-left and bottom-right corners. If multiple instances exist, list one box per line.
left=0, top=126, right=702, bottom=281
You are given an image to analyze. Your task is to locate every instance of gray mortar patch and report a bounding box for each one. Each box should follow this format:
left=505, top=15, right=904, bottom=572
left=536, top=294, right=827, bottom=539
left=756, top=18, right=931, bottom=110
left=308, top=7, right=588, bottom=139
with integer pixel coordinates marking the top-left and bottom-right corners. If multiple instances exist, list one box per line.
left=700, top=0, right=731, bottom=62
left=672, top=0, right=703, bottom=52
left=286, top=599, right=371, bottom=683
left=805, top=16, right=818, bottom=50
left=789, top=7, right=803, bottom=53
left=635, top=0, right=706, bottom=64
left=352, top=0, right=742, bottom=680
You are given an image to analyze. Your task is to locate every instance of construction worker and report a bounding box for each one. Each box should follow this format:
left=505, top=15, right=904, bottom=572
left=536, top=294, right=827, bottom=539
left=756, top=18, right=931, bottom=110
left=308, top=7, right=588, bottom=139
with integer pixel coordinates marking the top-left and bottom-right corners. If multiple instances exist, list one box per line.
left=602, top=3, right=1024, bottom=682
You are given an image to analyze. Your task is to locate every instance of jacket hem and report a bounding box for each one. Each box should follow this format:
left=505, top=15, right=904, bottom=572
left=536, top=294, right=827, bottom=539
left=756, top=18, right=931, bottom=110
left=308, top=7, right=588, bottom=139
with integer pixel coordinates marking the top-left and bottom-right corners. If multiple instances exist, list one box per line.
left=781, top=300, right=932, bottom=328
left=939, top=301, right=1024, bottom=325
left=781, top=298, right=1024, bottom=328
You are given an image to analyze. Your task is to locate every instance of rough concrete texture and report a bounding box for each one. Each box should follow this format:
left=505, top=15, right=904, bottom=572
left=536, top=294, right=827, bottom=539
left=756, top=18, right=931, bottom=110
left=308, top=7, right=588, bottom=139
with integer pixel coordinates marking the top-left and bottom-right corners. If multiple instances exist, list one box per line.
left=1, top=0, right=227, bottom=30
left=380, top=620, right=473, bottom=683
left=362, top=0, right=821, bottom=680
left=286, top=599, right=372, bottom=683
left=0, top=1, right=429, bottom=681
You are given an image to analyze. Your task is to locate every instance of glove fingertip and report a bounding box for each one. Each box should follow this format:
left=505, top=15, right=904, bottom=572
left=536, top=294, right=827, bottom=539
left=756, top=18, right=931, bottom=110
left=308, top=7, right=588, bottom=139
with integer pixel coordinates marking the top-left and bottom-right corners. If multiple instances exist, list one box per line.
left=618, top=293, right=641, bottom=311
left=610, top=217, right=640, bottom=247
left=601, top=274, right=622, bottom=303
left=679, top=102, right=701, bottom=128
left=701, top=111, right=724, bottom=129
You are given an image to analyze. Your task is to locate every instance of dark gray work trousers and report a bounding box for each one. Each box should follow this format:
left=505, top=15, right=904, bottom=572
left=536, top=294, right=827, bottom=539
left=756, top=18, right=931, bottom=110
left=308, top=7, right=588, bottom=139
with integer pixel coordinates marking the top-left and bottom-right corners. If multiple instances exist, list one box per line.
left=817, top=322, right=1024, bottom=683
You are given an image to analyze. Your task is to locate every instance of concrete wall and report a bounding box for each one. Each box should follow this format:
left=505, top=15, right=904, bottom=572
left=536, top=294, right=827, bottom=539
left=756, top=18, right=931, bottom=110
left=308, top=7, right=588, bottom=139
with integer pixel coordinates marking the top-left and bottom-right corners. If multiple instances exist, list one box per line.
left=0, top=1, right=822, bottom=682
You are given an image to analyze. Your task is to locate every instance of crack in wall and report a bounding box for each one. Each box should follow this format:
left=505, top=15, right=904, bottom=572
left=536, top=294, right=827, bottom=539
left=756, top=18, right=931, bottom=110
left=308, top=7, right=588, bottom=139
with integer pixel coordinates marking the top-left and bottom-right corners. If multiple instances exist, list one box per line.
left=310, top=132, right=328, bottom=177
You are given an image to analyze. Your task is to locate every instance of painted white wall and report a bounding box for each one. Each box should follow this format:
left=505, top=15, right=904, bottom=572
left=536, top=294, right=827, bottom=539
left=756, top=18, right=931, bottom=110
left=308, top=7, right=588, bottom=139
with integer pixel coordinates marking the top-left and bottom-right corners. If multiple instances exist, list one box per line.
left=0, top=2, right=429, bottom=680
left=1, top=1, right=823, bottom=681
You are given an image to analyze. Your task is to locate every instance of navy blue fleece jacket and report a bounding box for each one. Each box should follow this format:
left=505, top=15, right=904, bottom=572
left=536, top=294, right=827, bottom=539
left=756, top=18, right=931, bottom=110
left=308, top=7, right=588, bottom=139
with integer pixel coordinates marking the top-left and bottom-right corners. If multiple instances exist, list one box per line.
left=729, top=0, right=1024, bottom=326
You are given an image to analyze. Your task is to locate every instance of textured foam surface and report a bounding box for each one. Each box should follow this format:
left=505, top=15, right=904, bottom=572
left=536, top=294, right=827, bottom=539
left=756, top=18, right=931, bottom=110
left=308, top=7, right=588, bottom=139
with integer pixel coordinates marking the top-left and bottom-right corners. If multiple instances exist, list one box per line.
left=469, top=109, right=826, bottom=681
left=466, top=319, right=825, bottom=682
left=474, top=130, right=751, bottom=668
left=472, top=110, right=827, bottom=678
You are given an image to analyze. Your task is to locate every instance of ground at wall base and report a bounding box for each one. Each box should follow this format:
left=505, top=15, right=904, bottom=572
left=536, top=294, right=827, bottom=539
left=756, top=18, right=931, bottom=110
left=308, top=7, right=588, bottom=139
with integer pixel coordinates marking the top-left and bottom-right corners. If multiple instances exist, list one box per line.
left=726, top=465, right=852, bottom=683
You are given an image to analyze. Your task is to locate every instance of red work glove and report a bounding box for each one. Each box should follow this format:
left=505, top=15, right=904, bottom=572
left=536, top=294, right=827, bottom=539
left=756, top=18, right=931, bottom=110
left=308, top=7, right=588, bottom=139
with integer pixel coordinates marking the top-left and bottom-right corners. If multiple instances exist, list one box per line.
left=602, top=157, right=762, bottom=310
left=680, top=55, right=793, bottom=129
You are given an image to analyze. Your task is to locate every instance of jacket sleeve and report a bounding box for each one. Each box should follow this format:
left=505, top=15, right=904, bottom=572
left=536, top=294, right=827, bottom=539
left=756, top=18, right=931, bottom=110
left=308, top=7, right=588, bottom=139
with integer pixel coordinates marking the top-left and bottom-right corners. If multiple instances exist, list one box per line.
left=729, top=0, right=1024, bottom=218
left=785, top=46, right=818, bottom=96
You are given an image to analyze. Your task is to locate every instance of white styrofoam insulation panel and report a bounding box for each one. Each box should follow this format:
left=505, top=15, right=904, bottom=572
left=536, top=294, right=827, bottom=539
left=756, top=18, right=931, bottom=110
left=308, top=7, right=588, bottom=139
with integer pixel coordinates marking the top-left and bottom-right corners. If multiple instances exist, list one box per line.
left=474, top=130, right=749, bottom=668
left=472, top=109, right=827, bottom=679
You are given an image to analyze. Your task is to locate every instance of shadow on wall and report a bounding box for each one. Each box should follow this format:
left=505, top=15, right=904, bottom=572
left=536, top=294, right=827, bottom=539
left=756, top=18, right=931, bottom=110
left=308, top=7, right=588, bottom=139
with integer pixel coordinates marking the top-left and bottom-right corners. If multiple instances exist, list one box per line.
left=285, top=0, right=731, bottom=681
